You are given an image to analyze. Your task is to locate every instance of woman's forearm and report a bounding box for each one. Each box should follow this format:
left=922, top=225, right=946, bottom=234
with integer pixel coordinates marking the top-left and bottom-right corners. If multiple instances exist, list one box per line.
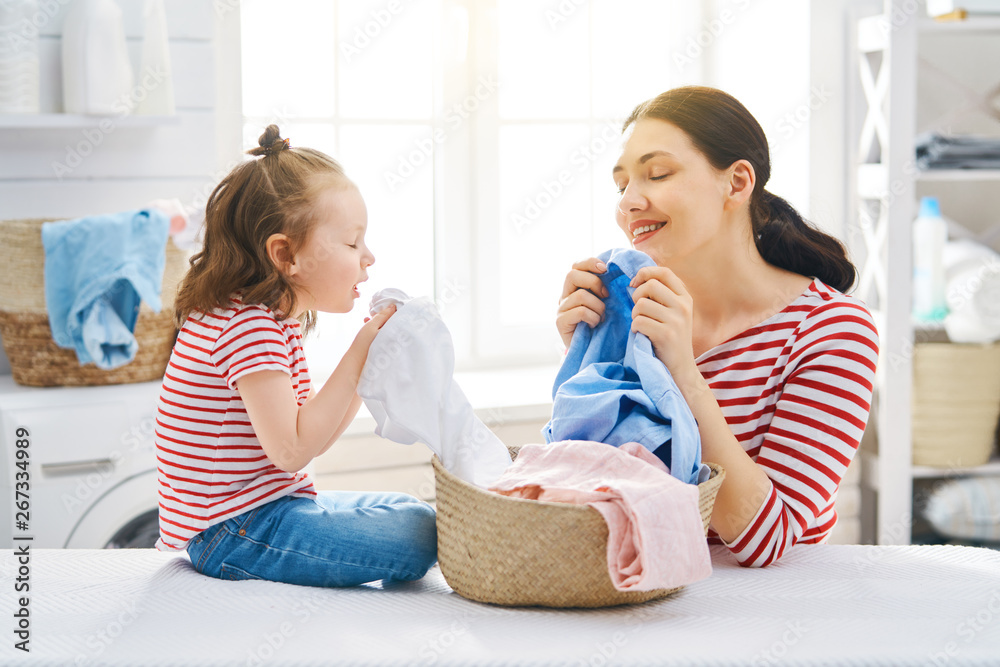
left=673, top=366, right=772, bottom=543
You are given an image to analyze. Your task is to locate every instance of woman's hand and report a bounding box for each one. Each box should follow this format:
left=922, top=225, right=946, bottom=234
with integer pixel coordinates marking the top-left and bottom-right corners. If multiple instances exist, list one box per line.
left=629, top=266, right=697, bottom=376
left=556, top=258, right=609, bottom=349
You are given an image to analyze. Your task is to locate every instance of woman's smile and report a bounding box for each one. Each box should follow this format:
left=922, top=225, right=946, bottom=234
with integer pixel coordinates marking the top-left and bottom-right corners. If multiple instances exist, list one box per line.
left=629, top=219, right=667, bottom=244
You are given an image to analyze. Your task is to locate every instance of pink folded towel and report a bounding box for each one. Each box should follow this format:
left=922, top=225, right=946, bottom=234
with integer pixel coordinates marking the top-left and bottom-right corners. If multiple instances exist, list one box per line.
left=489, top=441, right=711, bottom=592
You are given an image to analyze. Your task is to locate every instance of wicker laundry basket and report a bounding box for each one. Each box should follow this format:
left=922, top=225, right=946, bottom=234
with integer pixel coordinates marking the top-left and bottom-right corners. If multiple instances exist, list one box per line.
left=433, top=446, right=725, bottom=608
left=0, top=218, right=189, bottom=387
left=911, top=342, right=1000, bottom=468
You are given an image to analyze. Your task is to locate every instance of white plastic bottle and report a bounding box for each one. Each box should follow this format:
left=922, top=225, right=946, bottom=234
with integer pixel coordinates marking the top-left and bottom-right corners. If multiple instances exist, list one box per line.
left=61, top=0, right=133, bottom=115
left=912, top=196, right=948, bottom=322
left=134, top=0, right=175, bottom=116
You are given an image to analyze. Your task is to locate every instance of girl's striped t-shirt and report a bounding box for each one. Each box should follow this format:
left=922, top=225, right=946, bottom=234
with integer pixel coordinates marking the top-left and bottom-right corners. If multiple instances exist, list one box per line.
left=154, top=296, right=316, bottom=552
left=700, top=278, right=879, bottom=567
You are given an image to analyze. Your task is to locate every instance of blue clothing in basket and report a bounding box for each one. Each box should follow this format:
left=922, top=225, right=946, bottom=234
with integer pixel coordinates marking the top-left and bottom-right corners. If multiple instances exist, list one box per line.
left=42, top=209, right=169, bottom=370
left=544, top=248, right=704, bottom=485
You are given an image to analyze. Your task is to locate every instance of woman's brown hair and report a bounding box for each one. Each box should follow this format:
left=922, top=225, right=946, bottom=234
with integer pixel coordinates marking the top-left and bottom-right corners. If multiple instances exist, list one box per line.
left=173, top=125, right=352, bottom=332
left=623, top=86, right=856, bottom=293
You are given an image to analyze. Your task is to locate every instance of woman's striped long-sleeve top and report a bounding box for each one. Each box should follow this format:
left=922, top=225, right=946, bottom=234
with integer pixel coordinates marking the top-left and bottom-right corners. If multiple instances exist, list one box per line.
left=699, top=278, right=879, bottom=567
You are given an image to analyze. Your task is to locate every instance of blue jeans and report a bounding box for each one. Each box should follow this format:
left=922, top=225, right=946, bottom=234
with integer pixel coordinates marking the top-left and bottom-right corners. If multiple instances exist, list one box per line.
left=186, top=491, right=437, bottom=587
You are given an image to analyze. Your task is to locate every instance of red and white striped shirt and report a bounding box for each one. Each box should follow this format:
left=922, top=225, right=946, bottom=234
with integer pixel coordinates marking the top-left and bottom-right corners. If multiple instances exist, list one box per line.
left=154, top=296, right=316, bottom=552
left=700, top=278, right=878, bottom=567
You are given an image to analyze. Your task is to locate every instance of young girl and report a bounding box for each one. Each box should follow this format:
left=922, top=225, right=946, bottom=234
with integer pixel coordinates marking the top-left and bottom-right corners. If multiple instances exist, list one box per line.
left=154, top=125, right=438, bottom=587
left=557, top=86, right=880, bottom=568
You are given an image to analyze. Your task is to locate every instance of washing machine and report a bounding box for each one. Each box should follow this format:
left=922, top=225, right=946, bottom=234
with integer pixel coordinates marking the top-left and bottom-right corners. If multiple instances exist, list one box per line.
left=0, top=375, right=160, bottom=549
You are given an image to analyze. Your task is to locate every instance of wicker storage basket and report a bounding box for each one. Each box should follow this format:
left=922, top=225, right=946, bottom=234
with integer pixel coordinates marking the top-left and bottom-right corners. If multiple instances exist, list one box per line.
left=0, top=218, right=188, bottom=387
left=433, top=447, right=725, bottom=608
left=912, top=342, right=1000, bottom=467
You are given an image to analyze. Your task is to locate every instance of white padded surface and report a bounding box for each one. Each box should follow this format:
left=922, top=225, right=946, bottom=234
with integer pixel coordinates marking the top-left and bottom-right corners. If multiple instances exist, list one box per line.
left=1, top=544, right=999, bottom=666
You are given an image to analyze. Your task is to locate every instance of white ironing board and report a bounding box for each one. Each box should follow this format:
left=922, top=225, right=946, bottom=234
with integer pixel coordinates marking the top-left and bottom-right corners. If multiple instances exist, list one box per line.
left=2, top=544, right=998, bottom=665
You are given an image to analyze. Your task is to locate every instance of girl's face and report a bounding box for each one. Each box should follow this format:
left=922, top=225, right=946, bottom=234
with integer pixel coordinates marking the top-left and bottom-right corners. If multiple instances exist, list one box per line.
left=290, top=185, right=375, bottom=314
left=612, top=118, right=731, bottom=267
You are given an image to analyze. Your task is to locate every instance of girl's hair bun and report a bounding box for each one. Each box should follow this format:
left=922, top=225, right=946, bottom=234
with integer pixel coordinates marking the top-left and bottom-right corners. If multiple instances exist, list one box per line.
left=248, top=124, right=290, bottom=157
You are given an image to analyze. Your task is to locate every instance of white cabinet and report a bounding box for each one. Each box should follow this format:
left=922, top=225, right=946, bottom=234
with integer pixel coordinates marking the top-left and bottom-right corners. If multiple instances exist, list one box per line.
left=849, top=0, right=1000, bottom=545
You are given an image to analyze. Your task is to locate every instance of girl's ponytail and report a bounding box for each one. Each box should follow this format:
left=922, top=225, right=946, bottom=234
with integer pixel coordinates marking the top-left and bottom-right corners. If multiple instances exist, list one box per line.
left=248, top=124, right=290, bottom=158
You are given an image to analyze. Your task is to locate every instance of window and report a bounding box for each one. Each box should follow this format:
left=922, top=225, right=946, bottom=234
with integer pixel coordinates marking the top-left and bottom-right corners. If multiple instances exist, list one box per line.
left=240, top=0, right=809, bottom=377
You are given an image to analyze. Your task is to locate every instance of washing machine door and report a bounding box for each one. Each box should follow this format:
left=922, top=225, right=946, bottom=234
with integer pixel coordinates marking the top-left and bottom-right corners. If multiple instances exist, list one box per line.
left=64, top=469, right=158, bottom=548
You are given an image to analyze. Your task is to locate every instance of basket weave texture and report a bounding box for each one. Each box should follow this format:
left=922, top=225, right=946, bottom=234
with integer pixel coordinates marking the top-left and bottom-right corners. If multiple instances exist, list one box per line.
left=912, top=342, right=1000, bottom=467
left=0, top=218, right=188, bottom=387
left=433, top=446, right=725, bottom=608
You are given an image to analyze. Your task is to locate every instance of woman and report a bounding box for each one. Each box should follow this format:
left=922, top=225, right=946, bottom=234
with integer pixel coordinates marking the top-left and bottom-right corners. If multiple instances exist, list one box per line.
left=556, top=86, right=879, bottom=567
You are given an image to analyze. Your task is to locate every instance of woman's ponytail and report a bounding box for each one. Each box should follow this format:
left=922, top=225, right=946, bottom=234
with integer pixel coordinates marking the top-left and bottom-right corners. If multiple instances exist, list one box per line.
left=753, top=191, right=856, bottom=293
left=624, top=86, right=858, bottom=293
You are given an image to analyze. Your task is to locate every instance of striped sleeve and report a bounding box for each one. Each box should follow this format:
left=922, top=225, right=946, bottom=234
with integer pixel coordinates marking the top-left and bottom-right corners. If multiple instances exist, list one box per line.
left=210, top=306, right=292, bottom=389
left=724, top=300, right=879, bottom=567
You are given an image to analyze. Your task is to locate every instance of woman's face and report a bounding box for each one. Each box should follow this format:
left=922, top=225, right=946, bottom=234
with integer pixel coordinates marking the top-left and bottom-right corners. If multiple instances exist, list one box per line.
left=612, top=118, right=731, bottom=267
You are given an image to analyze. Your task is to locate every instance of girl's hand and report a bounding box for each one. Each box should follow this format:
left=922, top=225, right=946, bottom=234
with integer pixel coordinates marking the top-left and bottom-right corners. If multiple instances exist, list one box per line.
left=629, top=266, right=697, bottom=376
left=556, top=258, right=609, bottom=349
left=347, top=304, right=396, bottom=364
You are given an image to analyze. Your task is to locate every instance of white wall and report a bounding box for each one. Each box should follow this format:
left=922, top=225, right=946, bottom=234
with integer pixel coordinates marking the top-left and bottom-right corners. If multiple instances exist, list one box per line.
left=701, top=0, right=813, bottom=220
left=0, top=0, right=243, bottom=376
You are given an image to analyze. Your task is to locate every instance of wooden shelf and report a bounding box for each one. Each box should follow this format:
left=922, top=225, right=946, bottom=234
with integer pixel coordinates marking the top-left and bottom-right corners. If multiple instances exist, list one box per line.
left=0, top=114, right=181, bottom=129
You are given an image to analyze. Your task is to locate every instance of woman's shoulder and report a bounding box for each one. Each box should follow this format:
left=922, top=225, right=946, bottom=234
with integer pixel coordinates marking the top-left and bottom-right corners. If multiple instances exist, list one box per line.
left=792, top=278, right=880, bottom=348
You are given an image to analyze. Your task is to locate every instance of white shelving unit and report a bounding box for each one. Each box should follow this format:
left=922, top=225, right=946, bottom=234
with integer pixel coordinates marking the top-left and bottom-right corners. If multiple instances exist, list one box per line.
left=850, top=1, right=1000, bottom=545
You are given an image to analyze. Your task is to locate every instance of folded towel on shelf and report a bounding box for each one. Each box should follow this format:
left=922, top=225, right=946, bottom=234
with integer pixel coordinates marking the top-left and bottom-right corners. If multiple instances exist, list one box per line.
left=915, top=133, right=1000, bottom=170
left=490, top=440, right=712, bottom=592
left=544, top=248, right=704, bottom=485
left=943, top=239, right=1000, bottom=343
left=41, top=209, right=169, bottom=370
left=358, top=288, right=513, bottom=488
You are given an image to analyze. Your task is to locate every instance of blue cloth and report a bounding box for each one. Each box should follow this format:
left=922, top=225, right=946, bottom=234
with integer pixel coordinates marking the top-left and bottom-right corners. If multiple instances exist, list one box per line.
left=186, top=491, right=438, bottom=586
left=42, top=209, right=169, bottom=370
left=544, top=248, right=704, bottom=484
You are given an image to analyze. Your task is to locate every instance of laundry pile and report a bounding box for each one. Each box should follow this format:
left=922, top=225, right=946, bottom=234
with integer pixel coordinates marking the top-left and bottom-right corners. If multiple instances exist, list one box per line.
left=489, top=440, right=711, bottom=591
left=360, top=250, right=712, bottom=593
left=544, top=248, right=706, bottom=485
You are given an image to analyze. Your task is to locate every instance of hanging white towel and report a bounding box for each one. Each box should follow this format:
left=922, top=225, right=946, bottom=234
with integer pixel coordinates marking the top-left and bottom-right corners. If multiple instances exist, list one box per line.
left=358, top=289, right=512, bottom=487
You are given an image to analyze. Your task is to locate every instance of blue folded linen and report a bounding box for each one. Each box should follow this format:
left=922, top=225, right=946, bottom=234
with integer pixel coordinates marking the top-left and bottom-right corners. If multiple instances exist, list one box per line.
left=42, top=209, right=169, bottom=370
left=544, top=248, right=704, bottom=484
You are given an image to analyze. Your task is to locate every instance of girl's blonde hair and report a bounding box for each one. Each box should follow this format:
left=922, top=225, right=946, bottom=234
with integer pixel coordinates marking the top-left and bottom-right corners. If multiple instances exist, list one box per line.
left=174, top=125, right=352, bottom=332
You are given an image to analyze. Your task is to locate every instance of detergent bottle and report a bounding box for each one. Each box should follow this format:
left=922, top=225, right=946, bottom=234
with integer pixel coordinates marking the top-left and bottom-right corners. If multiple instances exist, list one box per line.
left=912, top=196, right=948, bottom=322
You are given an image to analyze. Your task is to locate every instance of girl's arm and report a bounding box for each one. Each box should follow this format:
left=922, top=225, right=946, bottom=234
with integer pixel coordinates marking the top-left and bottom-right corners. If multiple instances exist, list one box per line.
left=238, top=306, right=395, bottom=472
left=315, top=392, right=363, bottom=458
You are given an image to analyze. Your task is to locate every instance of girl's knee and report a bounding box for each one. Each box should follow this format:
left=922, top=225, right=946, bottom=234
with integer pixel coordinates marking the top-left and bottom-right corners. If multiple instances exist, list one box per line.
left=396, top=502, right=438, bottom=579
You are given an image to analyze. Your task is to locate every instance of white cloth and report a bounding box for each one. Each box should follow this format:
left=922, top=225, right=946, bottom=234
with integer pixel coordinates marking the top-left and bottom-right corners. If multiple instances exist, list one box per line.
left=358, top=289, right=512, bottom=487
left=943, top=239, right=1000, bottom=343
